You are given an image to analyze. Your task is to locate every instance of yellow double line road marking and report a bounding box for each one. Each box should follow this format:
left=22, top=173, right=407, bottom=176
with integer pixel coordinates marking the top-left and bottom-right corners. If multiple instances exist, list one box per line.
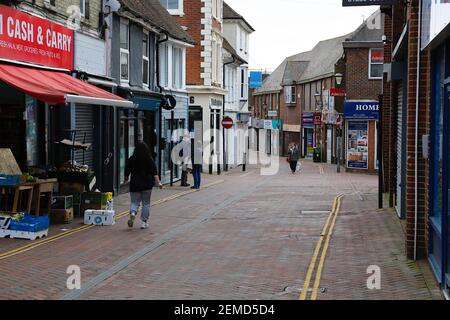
left=299, top=194, right=344, bottom=300
left=0, top=180, right=225, bottom=261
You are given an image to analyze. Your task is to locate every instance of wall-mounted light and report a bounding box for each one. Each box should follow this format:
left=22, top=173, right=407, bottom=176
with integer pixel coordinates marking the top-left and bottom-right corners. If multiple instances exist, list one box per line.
left=335, top=73, right=343, bottom=86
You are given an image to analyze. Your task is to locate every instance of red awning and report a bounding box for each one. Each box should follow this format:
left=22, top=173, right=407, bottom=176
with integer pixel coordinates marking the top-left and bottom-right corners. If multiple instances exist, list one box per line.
left=0, top=64, right=134, bottom=108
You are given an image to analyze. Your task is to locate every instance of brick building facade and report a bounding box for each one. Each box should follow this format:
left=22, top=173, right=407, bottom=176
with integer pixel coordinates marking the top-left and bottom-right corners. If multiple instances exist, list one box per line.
left=380, top=0, right=450, bottom=295
left=171, top=0, right=226, bottom=173
left=342, top=10, right=383, bottom=174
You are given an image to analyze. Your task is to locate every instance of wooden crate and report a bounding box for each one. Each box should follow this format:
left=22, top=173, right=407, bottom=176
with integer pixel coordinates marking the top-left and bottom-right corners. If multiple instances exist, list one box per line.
left=59, top=182, right=85, bottom=194
left=50, top=208, right=74, bottom=224
left=52, top=195, right=73, bottom=210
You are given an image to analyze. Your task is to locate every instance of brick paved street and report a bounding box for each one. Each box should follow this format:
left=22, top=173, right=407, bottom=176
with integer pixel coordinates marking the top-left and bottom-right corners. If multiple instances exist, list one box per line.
left=0, top=158, right=442, bottom=300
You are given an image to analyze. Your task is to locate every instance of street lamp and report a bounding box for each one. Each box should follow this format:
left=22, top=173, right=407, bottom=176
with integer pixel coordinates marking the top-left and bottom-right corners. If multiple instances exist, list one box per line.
left=335, top=73, right=343, bottom=86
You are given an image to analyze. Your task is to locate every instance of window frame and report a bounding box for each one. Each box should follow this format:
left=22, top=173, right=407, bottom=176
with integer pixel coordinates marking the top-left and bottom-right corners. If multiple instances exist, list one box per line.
left=79, top=0, right=85, bottom=17
left=159, top=43, right=169, bottom=88
left=284, top=86, right=296, bottom=104
left=142, top=30, right=150, bottom=88
left=119, top=19, right=130, bottom=84
left=240, top=68, right=248, bottom=100
left=172, top=46, right=184, bottom=89
left=160, top=0, right=184, bottom=16
left=369, top=48, right=384, bottom=80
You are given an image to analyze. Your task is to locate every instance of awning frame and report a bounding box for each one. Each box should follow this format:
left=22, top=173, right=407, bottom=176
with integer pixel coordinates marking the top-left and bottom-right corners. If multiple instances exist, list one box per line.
left=65, top=94, right=136, bottom=108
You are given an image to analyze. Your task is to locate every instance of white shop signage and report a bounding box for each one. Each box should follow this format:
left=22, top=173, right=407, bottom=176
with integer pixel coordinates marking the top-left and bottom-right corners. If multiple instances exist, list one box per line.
left=74, top=32, right=106, bottom=76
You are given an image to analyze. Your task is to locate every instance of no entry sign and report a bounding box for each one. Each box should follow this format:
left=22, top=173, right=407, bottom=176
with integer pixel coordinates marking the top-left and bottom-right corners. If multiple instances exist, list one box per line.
left=222, top=117, right=233, bottom=129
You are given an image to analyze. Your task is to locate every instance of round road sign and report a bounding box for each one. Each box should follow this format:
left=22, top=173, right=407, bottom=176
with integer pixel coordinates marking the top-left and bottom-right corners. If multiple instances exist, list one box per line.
left=222, top=117, right=234, bottom=129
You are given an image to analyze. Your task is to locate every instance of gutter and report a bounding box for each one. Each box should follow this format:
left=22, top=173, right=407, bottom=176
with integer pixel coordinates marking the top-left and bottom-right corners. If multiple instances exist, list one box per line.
left=156, top=32, right=170, bottom=180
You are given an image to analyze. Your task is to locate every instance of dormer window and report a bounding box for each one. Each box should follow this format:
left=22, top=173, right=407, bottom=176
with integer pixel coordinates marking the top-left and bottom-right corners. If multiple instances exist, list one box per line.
left=160, top=0, right=184, bottom=15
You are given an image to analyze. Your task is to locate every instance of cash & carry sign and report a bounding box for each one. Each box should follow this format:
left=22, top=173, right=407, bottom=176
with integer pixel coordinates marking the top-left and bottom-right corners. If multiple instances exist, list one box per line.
left=0, top=5, right=73, bottom=69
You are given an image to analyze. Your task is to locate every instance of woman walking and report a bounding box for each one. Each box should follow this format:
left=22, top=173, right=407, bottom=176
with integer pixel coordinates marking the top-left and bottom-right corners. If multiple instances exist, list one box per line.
left=124, top=142, right=163, bottom=229
left=287, top=143, right=300, bottom=174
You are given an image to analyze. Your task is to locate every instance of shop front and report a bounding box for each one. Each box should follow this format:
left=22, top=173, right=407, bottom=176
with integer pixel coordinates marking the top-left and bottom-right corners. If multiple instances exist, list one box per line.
left=344, top=100, right=379, bottom=173
left=301, top=112, right=321, bottom=158
left=0, top=6, right=134, bottom=194
left=160, top=93, right=189, bottom=184
left=421, top=0, right=450, bottom=293
left=116, top=88, right=162, bottom=191
left=188, top=93, right=224, bottom=173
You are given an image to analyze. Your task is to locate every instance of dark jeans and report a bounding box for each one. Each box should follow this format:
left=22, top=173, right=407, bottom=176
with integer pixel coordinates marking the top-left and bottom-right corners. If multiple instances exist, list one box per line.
left=192, top=164, right=202, bottom=188
left=181, top=170, right=188, bottom=185
left=289, top=160, right=298, bottom=173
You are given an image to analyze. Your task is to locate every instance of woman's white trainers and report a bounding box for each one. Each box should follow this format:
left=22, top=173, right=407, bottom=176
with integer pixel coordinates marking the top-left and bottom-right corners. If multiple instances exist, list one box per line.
left=128, top=213, right=136, bottom=228
left=141, top=221, right=149, bottom=229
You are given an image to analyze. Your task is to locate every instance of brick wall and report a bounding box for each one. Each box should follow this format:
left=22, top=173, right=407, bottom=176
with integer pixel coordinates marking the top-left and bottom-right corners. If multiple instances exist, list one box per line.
left=404, top=1, right=430, bottom=260
left=345, top=48, right=382, bottom=101
left=30, top=0, right=101, bottom=32
left=280, top=85, right=301, bottom=126
left=174, top=0, right=203, bottom=85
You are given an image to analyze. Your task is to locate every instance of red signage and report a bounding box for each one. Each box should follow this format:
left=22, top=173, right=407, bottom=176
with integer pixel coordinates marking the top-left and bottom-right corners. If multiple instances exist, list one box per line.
left=370, top=49, right=384, bottom=63
left=0, top=5, right=74, bottom=69
left=313, top=113, right=322, bottom=125
left=330, top=87, right=346, bottom=97
left=222, top=117, right=234, bottom=129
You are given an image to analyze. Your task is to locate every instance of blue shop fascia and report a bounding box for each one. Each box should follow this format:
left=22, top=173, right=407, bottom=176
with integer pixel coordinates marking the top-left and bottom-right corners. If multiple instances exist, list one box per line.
left=344, top=100, right=379, bottom=173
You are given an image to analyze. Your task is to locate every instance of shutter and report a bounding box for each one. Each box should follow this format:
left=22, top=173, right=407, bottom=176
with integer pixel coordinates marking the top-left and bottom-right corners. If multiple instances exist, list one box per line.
left=396, top=82, right=403, bottom=218
left=74, top=105, right=94, bottom=169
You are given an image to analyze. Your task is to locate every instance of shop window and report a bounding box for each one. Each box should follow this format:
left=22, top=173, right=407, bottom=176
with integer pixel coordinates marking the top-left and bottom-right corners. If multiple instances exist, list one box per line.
left=369, top=48, right=383, bottom=79
left=120, top=20, right=129, bottom=83
left=119, top=119, right=126, bottom=184
left=143, top=32, right=150, bottom=87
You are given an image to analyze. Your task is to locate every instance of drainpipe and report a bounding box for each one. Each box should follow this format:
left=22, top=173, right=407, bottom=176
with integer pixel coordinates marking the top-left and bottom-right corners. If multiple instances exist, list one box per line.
left=223, top=56, right=236, bottom=172
left=414, top=0, right=422, bottom=261
left=156, top=33, right=169, bottom=181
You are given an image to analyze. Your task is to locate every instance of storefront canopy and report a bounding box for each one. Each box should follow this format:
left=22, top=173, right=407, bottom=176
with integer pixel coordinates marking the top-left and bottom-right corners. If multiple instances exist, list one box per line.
left=0, top=64, right=134, bottom=108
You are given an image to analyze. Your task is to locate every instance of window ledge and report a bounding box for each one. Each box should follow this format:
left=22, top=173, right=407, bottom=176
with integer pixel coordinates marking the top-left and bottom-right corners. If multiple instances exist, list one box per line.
left=167, top=9, right=184, bottom=16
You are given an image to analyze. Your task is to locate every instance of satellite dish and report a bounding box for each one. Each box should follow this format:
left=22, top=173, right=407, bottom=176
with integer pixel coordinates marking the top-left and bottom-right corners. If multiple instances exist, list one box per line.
left=162, top=95, right=176, bottom=110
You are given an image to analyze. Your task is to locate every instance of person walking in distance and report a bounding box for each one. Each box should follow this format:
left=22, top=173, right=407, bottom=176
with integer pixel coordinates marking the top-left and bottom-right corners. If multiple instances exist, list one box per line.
left=287, top=142, right=300, bottom=174
left=180, top=133, right=192, bottom=187
left=125, top=142, right=163, bottom=229
left=191, top=139, right=203, bottom=189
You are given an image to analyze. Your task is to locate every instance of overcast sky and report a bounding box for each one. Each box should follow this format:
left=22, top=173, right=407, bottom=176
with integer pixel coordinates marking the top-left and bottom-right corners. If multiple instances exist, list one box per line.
left=224, top=0, right=379, bottom=72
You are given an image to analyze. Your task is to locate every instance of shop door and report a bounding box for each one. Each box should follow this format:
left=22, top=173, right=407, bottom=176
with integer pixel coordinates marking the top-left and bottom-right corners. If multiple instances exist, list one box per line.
left=396, top=82, right=405, bottom=218
left=75, top=104, right=94, bottom=169
left=304, top=128, right=314, bottom=158
left=256, top=129, right=259, bottom=152
left=266, top=129, right=271, bottom=155
left=0, top=104, right=25, bottom=169
left=446, top=84, right=450, bottom=291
